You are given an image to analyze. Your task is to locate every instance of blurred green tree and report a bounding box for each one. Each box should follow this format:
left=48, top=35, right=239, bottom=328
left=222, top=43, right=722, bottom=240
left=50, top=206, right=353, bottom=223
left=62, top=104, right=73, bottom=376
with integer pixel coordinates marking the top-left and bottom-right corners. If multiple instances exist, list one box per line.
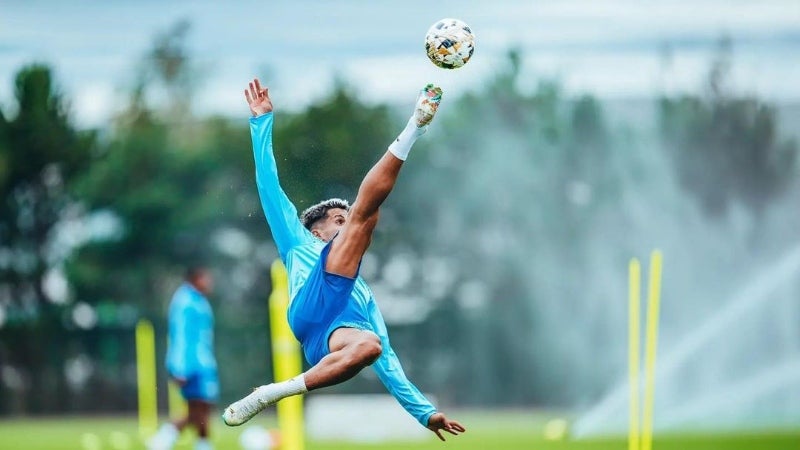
left=0, top=64, right=96, bottom=413
left=68, top=20, right=231, bottom=320
left=64, top=19, right=397, bottom=411
left=274, top=79, right=394, bottom=209
left=63, top=22, right=270, bottom=411
left=659, top=39, right=798, bottom=219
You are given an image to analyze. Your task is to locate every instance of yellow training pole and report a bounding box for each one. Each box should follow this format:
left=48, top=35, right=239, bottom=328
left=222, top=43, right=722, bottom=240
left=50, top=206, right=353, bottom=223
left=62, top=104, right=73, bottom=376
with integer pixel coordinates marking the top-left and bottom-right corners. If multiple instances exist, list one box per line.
left=164, top=336, right=188, bottom=421
left=168, top=379, right=187, bottom=420
left=269, top=260, right=305, bottom=450
left=135, top=319, right=158, bottom=440
left=628, top=258, right=641, bottom=450
left=642, top=250, right=663, bottom=450
left=168, top=378, right=191, bottom=446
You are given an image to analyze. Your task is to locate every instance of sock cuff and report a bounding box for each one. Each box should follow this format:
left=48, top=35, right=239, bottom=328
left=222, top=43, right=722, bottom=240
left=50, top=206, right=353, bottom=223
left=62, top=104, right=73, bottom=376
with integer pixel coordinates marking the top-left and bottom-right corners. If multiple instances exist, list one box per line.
left=388, top=117, right=426, bottom=161
left=290, top=374, right=309, bottom=395
left=389, top=142, right=410, bottom=161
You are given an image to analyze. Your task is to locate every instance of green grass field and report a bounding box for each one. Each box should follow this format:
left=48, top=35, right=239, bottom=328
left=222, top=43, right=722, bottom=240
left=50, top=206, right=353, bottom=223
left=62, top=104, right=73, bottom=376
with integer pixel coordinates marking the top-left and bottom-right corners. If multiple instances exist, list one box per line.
left=0, top=412, right=797, bottom=450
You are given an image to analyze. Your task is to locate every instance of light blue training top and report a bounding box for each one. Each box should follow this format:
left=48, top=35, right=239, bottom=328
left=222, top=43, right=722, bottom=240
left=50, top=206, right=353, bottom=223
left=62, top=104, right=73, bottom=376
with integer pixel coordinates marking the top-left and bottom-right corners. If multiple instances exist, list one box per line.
left=251, top=112, right=437, bottom=427
left=166, top=283, right=217, bottom=378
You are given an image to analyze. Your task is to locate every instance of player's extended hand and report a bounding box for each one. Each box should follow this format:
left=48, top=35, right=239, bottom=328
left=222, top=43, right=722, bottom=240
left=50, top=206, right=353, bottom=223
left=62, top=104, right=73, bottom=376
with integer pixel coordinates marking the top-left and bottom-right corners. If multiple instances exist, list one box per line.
left=426, top=412, right=466, bottom=441
left=244, top=78, right=273, bottom=117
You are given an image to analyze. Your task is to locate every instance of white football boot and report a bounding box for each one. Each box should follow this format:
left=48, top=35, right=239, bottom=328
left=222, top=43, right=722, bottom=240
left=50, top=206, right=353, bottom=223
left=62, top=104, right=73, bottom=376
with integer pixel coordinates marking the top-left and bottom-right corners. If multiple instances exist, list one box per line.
left=413, top=84, right=443, bottom=128
left=222, top=385, right=277, bottom=426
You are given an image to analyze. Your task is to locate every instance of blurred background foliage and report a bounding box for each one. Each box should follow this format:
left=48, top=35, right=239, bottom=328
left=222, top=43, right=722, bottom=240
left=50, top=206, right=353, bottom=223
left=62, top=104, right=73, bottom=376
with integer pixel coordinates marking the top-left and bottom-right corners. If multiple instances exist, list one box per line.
left=0, top=21, right=798, bottom=432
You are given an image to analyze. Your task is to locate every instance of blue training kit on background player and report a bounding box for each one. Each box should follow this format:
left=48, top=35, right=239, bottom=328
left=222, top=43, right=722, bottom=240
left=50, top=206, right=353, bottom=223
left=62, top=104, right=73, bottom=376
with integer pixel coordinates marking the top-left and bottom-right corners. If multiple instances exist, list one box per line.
left=250, top=112, right=437, bottom=426
left=166, top=283, right=219, bottom=402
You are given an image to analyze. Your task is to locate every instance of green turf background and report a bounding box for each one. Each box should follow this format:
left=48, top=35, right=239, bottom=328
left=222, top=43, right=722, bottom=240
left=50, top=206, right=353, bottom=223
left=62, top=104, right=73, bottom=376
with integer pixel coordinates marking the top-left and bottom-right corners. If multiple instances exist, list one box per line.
left=1, top=412, right=798, bottom=450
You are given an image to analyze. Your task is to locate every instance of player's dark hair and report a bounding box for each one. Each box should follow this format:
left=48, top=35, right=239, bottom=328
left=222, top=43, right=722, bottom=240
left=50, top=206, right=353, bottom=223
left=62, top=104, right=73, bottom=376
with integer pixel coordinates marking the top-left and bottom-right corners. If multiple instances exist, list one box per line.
left=300, top=198, right=350, bottom=230
left=185, top=265, right=208, bottom=282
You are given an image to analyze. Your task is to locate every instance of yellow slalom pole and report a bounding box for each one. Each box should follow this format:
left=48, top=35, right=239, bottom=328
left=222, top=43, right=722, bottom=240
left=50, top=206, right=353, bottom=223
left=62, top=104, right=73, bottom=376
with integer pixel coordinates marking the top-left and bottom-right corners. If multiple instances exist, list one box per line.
left=168, top=379, right=187, bottom=419
left=168, top=378, right=190, bottom=446
left=628, top=258, right=641, bottom=450
left=135, top=319, right=158, bottom=441
left=642, top=250, right=663, bottom=450
left=166, top=336, right=187, bottom=421
left=269, top=260, right=305, bottom=450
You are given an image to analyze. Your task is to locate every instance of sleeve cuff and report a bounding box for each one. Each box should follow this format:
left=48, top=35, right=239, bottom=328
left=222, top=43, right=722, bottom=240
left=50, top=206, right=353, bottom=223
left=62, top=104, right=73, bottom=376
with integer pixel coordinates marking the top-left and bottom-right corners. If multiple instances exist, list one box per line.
left=250, top=111, right=274, bottom=123
left=418, top=409, right=437, bottom=427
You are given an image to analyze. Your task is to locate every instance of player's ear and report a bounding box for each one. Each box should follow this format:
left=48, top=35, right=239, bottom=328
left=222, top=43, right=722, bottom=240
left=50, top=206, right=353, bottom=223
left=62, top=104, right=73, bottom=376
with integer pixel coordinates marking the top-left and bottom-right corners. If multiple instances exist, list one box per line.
left=311, top=228, right=322, bottom=239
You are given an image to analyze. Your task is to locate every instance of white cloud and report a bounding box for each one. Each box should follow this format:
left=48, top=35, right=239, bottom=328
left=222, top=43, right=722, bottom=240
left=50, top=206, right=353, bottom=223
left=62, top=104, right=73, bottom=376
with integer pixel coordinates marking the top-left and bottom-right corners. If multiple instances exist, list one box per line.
left=71, top=82, right=116, bottom=128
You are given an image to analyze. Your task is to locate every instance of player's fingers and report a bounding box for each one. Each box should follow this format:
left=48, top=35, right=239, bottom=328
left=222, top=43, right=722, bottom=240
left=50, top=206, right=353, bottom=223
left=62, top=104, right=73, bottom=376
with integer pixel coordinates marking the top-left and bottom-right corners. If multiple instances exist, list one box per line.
left=445, top=427, right=458, bottom=435
left=263, top=87, right=269, bottom=99
left=244, top=89, right=252, bottom=103
left=254, top=78, right=262, bottom=95
left=449, top=421, right=466, bottom=432
left=249, top=82, right=257, bottom=100
left=445, top=423, right=461, bottom=434
left=434, top=429, right=445, bottom=441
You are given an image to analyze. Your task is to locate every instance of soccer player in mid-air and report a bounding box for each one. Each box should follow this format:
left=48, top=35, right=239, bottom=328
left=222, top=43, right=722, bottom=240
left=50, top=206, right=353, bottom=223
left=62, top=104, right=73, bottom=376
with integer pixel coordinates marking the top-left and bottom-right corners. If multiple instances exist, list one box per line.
left=222, top=79, right=465, bottom=441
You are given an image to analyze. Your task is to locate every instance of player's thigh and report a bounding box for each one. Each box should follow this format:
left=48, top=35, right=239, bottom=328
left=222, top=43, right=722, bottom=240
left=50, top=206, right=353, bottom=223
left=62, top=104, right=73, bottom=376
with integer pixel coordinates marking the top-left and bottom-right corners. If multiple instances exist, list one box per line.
left=328, top=327, right=381, bottom=353
left=326, top=213, right=379, bottom=277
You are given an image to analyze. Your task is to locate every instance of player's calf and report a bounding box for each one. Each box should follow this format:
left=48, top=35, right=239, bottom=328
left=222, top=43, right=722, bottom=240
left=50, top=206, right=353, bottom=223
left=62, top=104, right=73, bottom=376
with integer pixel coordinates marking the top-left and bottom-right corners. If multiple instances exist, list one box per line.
left=348, top=335, right=382, bottom=366
left=304, top=329, right=382, bottom=390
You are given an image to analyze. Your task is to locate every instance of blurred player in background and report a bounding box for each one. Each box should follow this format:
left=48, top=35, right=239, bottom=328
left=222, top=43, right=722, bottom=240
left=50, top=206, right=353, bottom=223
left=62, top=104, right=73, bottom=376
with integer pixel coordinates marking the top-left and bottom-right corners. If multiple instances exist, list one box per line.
left=149, top=266, right=218, bottom=450
left=223, top=79, right=465, bottom=441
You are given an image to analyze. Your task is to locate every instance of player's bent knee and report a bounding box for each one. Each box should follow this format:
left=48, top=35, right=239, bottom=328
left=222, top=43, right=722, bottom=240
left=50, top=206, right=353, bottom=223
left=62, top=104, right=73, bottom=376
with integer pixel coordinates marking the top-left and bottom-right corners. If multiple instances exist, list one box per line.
left=352, top=336, right=382, bottom=366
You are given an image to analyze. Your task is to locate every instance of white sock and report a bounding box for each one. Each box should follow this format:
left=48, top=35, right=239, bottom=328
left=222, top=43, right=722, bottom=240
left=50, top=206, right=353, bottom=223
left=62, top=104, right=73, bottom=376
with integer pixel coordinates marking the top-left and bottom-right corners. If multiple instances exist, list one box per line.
left=276, top=374, right=308, bottom=396
left=388, top=117, right=427, bottom=161
left=194, top=438, right=212, bottom=450
left=149, top=423, right=178, bottom=450
left=260, top=374, right=308, bottom=402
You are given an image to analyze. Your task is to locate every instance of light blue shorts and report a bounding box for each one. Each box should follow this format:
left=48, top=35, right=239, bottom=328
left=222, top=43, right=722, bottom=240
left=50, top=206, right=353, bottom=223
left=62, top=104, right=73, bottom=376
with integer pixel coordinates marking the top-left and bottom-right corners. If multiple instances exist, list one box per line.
left=287, top=239, right=373, bottom=366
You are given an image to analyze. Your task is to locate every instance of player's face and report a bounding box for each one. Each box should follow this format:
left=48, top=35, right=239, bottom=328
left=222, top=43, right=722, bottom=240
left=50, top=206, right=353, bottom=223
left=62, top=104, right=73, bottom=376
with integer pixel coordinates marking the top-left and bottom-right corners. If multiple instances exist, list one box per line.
left=313, top=208, right=348, bottom=242
left=193, top=270, right=214, bottom=295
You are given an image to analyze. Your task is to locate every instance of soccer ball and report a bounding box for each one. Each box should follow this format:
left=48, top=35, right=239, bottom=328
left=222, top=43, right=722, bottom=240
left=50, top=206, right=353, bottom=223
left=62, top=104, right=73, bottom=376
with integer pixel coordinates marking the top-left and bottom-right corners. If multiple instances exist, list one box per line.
left=424, top=18, right=475, bottom=69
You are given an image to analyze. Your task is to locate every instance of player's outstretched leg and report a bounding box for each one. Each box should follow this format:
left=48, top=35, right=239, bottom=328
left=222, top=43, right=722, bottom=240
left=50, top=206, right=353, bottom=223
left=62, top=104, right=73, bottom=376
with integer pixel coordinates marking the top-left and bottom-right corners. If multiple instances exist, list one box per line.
left=222, top=85, right=442, bottom=427
left=325, top=83, right=442, bottom=278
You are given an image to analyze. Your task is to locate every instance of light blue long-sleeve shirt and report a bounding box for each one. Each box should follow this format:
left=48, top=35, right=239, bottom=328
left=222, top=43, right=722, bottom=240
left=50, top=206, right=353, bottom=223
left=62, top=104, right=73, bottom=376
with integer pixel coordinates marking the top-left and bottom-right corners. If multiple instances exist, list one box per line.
left=250, top=112, right=437, bottom=427
left=165, top=283, right=217, bottom=378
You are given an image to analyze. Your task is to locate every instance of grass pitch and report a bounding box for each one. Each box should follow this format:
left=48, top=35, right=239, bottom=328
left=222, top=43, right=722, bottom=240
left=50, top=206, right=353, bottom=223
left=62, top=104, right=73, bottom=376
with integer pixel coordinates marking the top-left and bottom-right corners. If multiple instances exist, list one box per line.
left=0, top=411, right=797, bottom=450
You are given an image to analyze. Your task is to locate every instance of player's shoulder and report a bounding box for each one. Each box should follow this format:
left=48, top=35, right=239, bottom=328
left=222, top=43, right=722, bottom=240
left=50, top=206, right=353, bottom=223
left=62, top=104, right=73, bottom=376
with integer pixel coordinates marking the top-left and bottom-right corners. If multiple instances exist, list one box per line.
left=170, top=284, right=195, bottom=308
left=289, top=239, right=325, bottom=256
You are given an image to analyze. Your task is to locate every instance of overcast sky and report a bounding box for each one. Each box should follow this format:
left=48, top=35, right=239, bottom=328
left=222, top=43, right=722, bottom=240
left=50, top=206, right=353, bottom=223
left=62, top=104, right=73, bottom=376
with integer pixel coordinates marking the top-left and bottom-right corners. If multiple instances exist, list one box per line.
left=1, top=0, right=798, bottom=127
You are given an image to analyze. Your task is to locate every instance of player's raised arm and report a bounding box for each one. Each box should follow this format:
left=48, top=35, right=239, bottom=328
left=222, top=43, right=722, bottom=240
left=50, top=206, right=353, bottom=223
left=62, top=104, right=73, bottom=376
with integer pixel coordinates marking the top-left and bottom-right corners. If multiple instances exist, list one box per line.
left=246, top=78, right=312, bottom=259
